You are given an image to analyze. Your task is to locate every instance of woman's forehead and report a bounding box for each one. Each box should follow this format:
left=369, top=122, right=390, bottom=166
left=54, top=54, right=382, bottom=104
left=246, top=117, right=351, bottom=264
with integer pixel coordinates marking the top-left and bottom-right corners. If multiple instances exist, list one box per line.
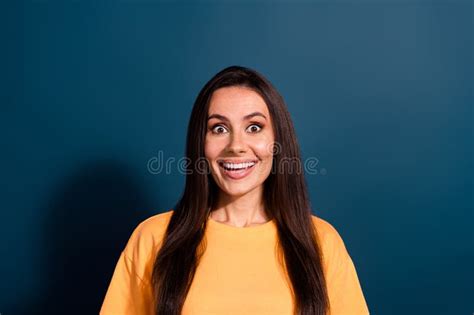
left=208, top=86, right=269, bottom=117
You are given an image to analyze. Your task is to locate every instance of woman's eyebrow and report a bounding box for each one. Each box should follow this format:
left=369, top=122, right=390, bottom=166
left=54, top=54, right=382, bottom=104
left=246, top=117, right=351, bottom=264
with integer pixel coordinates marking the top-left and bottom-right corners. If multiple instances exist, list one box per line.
left=207, top=112, right=267, bottom=122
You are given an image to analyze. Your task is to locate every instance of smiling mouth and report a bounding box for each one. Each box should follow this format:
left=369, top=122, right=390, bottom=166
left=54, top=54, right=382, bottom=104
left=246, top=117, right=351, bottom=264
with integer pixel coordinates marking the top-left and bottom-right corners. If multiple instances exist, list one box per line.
left=218, top=160, right=258, bottom=171
left=217, top=160, right=258, bottom=180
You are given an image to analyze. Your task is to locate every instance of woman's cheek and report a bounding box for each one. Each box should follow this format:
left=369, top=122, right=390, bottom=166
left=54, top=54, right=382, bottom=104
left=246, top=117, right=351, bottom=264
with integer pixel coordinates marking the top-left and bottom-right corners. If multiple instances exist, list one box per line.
left=204, top=138, right=220, bottom=158
left=253, top=139, right=274, bottom=158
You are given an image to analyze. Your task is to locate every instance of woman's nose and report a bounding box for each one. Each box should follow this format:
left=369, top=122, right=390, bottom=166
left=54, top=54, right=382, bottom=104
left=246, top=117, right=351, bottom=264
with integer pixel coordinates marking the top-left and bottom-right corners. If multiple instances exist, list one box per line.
left=226, top=132, right=247, bottom=153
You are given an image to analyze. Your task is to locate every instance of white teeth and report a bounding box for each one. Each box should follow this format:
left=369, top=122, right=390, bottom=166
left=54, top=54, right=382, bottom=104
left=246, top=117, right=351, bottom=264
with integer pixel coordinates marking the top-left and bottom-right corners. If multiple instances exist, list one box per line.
left=221, top=161, right=256, bottom=170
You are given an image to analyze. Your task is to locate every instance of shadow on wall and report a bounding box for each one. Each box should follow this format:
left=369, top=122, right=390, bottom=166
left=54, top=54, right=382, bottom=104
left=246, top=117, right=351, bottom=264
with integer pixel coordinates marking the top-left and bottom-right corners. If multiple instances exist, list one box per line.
left=11, top=159, right=157, bottom=315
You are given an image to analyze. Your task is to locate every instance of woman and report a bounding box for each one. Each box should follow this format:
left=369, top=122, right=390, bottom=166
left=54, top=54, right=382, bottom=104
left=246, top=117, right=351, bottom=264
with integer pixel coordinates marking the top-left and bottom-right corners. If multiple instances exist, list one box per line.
left=100, top=66, right=369, bottom=315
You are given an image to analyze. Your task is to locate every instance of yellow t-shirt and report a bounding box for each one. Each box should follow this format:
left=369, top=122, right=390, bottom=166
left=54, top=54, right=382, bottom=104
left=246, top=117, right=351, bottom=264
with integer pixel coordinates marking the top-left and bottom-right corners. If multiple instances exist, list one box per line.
left=100, top=210, right=369, bottom=315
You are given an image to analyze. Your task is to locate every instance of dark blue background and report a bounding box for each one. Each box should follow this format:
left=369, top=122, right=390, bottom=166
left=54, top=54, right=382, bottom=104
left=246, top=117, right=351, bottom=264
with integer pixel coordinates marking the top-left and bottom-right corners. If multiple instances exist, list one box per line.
left=2, top=0, right=472, bottom=314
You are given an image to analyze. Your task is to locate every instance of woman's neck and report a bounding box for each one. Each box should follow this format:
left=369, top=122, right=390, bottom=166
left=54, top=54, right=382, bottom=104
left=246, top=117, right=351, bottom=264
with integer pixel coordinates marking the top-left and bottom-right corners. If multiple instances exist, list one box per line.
left=210, top=186, right=270, bottom=228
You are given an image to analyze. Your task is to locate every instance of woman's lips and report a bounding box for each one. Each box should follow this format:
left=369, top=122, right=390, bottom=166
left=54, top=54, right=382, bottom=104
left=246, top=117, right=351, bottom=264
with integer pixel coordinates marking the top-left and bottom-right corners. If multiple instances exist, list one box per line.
left=219, top=161, right=257, bottom=180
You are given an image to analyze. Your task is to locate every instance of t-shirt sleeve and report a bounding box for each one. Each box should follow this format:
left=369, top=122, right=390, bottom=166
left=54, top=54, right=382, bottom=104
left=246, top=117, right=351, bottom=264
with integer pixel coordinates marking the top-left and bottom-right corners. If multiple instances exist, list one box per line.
left=318, top=220, right=370, bottom=315
left=99, top=222, right=156, bottom=315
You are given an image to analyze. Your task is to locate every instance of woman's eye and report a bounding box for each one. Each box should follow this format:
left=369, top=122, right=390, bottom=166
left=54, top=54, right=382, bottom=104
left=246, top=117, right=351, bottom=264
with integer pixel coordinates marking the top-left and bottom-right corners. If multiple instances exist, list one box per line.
left=211, top=125, right=228, bottom=134
left=210, top=123, right=262, bottom=134
left=247, top=124, right=262, bottom=133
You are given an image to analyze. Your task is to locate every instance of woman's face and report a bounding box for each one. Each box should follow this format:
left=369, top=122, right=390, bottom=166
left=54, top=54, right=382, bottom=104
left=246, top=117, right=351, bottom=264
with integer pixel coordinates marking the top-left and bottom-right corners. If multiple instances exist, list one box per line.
left=205, top=86, right=275, bottom=198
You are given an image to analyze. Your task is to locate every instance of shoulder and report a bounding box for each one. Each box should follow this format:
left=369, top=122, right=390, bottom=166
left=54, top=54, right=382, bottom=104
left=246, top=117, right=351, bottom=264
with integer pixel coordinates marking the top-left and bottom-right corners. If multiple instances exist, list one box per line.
left=310, top=214, right=344, bottom=244
left=310, top=215, right=370, bottom=314
left=310, top=214, right=351, bottom=269
left=122, top=210, right=174, bottom=267
left=129, top=209, right=174, bottom=242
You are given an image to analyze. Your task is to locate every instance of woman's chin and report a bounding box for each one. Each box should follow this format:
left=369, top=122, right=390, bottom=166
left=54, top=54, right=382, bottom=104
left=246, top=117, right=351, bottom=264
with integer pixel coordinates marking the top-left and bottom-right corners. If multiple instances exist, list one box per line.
left=220, top=183, right=261, bottom=198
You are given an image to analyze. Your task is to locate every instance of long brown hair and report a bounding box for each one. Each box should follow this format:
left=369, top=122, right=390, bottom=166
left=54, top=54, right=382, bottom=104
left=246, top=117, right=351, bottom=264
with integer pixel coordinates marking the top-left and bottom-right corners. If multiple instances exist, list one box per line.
left=152, top=66, right=329, bottom=315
